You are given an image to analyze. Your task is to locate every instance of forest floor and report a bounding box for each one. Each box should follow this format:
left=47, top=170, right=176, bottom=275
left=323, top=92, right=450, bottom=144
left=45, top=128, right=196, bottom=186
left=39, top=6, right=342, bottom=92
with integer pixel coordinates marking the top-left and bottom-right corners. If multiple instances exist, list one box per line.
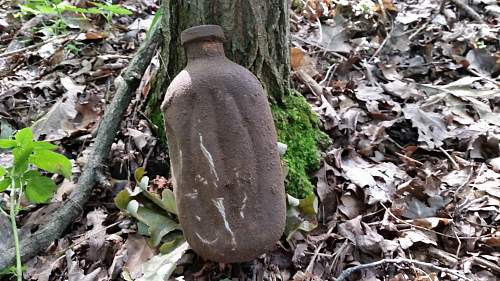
left=0, top=0, right=499, bottom=280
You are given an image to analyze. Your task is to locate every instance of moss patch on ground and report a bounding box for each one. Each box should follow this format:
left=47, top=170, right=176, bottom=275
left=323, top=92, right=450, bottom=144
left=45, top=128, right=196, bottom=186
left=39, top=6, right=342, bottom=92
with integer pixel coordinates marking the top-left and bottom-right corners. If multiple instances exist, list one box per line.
left=272, top=90, right=331, bottom=198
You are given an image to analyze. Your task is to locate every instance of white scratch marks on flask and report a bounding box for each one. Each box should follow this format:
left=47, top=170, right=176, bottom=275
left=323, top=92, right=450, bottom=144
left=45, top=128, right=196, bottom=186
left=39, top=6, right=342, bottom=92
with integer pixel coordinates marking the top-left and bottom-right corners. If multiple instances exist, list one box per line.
left=184, top=192, right=198, bottom=199
left=195, top=174, right=208, bottom=185
left=240, top=193, right=247, bottom=218
left=179, top=149, right=183, bottom=171
left=212, top=198, right=236, bottom=248
left=195, top=232, right=218, bottom=245
left=184, top=188, right=198, bottom=199
left=199, top=133, right=219, bottom=181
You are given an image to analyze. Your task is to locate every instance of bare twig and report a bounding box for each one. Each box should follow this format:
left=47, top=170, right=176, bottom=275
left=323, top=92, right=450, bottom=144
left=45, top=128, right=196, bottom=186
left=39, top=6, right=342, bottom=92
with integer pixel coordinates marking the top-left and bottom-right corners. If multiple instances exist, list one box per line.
left=472, top=256, right=500, bottom=274
left=408, top=21, right=431, bottom=41
left=452, top=225, right=462, bottom=258
left=295, top=69, right=323, bottom=97
left=449, top=0, right=485, bottom=24
left=376, top=0, right=388, bottom=22
left=319, top=63, right=337, bottom=86
left=408, top=0, right=446, bottom=41
left=369, top=22, right=393, bottom=63
left=467, top=68, right=500, bottom=87
left=439, top=147, right=460, bottom=170
left=394, top=152, right=424, bottom=166
left=0, top=18, right=163, bottom=271
left=334, top=258, right=473, bottom=281
left=305, top=226, right=334, bottom=273
left=427, top=247, right=458, bottom=265
left=0, top=34, right=70, bottom=59
left=327, top=240, right=351, bottom=276
left=381, top=204, right=489, bottom=240
left=291, top=34, right=349, bottom=61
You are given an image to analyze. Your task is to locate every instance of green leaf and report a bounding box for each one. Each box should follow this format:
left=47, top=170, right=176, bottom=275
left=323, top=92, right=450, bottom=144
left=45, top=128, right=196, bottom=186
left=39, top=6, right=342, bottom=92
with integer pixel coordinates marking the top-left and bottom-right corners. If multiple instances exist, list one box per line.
left=13, top=146, right=33, bottom=175
left=84, top=7, right=102, bottom=14
left=90, top=1, right=132, bottom=15
left=114, top=190, right=131, bottom=210
left=284, top=193, right=318, bottom=241
left=32, top=141, right=57, bottom=150
left=160, top=189, right=177, bottom=214
left=24, top=171, right=57, bottom=203
left=19, top=4, right=42, bottom=14
left=126, top=200, right=179, bottom=246
left=29, top=150, right=72, bottom=178
left=0, top=139, right=17, bottom=149
left=35, top=4, right=57, bottom=14
left=0, top=177, right=10, bottom=192
left=298, top=193, right=318, bottom=217
left=134, top=167, right=146, bottom=182
left=159, top=233, right=185, bottom=254
left=147, top=10, right=162, bottom=37
left=139, top=188, right=177, bottom=215
left=138, top=242, right=189, bottom=281
left=15, top=128, right=33, bottom=146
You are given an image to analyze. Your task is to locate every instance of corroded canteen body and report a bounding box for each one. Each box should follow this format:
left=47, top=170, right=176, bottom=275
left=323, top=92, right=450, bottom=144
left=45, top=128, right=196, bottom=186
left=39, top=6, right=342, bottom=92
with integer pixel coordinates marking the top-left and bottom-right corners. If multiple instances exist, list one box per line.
left=161, top=25, right=286, bottom=263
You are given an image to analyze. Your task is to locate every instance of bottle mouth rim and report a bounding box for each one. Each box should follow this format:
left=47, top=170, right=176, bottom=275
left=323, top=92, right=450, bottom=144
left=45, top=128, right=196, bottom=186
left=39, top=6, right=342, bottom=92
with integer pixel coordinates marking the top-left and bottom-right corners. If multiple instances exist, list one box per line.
left=181, top=25, right=225, bottom=45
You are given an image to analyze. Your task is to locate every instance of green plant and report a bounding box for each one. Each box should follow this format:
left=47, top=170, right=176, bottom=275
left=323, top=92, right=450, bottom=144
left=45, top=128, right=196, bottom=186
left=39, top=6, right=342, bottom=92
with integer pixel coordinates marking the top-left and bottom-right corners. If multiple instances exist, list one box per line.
left=114, top=168, right=185, bottom=280
left=18, top=0, right=132, bottom=27
left=0, top=128, right=71, bottom=281
left=64, top=41, right=84, bottom=55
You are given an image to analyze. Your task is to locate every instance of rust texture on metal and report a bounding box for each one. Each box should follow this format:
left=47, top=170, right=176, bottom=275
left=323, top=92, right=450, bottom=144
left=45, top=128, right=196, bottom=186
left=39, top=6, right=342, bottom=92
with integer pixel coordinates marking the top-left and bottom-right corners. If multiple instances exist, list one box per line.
left=161, top=25, right=286, bottom=263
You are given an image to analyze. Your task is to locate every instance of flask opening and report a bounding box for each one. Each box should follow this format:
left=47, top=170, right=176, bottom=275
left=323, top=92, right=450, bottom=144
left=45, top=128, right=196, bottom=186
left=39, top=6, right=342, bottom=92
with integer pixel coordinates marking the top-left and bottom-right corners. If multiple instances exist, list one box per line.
left=181, top=25, right=226, bottom=45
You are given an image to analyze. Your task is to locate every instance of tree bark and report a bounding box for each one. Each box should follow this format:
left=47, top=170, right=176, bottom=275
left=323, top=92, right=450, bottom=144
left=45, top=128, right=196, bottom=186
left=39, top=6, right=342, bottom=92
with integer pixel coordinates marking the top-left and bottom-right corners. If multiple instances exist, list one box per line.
left=146, top=0, right=290, bottom=128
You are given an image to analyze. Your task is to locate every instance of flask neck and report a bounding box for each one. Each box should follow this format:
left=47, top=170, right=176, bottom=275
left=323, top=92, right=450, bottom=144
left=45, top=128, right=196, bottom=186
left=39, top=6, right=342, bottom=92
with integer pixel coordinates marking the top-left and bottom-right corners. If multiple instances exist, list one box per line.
left=185, top=40, right=225, bottom=61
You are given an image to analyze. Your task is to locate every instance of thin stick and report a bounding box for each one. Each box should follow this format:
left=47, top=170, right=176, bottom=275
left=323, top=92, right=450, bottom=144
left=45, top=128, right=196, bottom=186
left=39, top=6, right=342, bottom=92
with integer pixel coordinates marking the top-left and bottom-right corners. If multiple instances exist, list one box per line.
left=369, top=24, right=392, bottom=62
left=377, top=0, right=388, bottom=22
left=334, top=258, right=473, bottom=281
left=472, top=256, right=500, bottom=274
left=408, top=0, right=445, bottom=41
left=295, top=69, right=323, bottom=97
left=467, top=68, right=500, bottom=86
left=305, top=226, right=334, bottom=273
left=394, top=152, right=424, bottom=166
left=291, top=35, right=348, bottom=61
left=408, top=21, right=430, bottom=41
left=0, top=34, right=70, bottom=58
left=439, top=147, right=460, bottom=170
left=449, top=0, right=485, bottom=24
left=319, top=63, right=337, bottom=85
left=381, top=204, right=486, bottom=239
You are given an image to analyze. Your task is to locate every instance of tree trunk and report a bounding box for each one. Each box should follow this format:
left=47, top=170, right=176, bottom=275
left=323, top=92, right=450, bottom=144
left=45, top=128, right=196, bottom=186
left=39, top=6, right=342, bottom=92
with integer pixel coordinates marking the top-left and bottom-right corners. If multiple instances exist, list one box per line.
left=145, top=0, right=290, bottom=140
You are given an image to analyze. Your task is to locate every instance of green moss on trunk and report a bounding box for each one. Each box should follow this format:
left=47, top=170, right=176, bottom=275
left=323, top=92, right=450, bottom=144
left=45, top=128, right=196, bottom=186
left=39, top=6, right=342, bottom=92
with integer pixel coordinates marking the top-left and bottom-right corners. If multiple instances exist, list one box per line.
left=272, top=91, right=330, bottom=198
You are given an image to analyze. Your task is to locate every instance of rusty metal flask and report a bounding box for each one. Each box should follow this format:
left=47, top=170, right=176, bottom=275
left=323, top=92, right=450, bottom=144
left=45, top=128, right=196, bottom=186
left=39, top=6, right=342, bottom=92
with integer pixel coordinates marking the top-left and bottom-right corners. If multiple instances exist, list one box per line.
left=161, top=25, right=286, bottom=263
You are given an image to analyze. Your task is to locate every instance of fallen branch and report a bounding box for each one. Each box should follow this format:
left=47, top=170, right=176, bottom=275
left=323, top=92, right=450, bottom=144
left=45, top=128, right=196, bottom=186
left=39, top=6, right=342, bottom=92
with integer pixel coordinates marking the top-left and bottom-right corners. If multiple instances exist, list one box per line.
left=334, top=258, right=473, bottom=281
left=449, top=0, right=485, bottom=24
left=0, top=19, right=163, bottom=271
